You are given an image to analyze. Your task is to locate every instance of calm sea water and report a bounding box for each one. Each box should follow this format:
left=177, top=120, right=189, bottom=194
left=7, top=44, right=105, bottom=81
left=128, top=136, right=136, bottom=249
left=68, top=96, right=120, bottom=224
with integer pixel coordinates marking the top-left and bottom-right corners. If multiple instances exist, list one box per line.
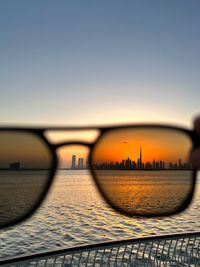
left=0, top=170, right=199, bottom=259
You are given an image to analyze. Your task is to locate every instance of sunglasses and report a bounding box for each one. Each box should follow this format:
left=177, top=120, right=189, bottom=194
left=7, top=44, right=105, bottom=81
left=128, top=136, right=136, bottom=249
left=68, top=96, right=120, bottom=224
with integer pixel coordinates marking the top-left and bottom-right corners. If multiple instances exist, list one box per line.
left=0, top=124, right=199, bottom=229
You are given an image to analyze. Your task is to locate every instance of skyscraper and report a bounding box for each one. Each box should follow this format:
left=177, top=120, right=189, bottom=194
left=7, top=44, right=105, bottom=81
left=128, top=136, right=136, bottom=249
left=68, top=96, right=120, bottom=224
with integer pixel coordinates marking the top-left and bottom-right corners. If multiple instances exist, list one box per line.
left=71, top=155, right=76, bottom=169
left=153, top=159, right=156, bottom=169
left=179, top=158, right=182, bottom=169
left=81, top=158, right=84, bottom=167
left=140, top=145, right=142, bottom=165
left=78, top=158, right=84, bottom=168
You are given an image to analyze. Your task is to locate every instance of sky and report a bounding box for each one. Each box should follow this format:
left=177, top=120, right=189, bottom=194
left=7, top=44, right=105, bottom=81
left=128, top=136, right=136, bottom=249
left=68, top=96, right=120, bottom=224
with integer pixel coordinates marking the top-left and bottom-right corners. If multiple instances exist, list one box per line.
left=92, top=128, right=191, bottom=165
left=0, top=1, right=200, bottom=128
left=1, top=1, right=200, bottom=168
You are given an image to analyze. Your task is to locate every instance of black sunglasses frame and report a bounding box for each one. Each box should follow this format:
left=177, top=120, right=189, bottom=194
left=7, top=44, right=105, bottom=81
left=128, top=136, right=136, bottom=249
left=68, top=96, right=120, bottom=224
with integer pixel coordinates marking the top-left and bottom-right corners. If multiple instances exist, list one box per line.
left=0, top=124, right=199, bottom=229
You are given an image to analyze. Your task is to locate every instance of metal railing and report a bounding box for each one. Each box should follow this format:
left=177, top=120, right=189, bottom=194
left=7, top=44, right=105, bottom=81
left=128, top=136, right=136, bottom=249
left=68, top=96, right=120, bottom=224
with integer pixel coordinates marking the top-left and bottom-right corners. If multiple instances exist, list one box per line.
left=0, top=232, right=200, bottom=266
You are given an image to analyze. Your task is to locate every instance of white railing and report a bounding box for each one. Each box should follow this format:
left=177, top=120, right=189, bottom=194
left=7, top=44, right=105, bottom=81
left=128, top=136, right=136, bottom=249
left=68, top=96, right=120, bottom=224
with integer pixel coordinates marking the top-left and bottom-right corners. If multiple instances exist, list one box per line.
left=0, top=232, right=200, bottom=266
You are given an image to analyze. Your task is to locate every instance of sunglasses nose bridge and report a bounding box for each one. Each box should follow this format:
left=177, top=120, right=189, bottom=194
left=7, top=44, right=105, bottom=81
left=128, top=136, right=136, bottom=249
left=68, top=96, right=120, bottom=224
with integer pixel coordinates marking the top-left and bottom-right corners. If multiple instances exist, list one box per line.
left=44, top=129, right=100, bottom=145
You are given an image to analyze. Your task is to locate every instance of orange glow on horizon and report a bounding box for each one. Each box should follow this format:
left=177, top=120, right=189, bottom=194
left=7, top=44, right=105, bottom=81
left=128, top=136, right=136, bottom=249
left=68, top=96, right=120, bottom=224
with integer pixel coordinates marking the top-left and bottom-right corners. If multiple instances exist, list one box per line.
left=92, top=128, right=192, bottom=165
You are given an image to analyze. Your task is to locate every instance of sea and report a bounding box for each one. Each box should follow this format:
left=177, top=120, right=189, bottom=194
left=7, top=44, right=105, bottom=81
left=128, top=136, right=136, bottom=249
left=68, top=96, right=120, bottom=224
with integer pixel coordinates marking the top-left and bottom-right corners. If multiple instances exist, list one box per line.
left=0, top=170, right=199, bottom=260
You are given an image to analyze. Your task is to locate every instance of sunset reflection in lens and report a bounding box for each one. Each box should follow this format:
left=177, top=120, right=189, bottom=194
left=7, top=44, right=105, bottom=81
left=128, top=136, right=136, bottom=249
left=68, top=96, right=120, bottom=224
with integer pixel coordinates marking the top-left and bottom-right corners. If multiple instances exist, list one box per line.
left=91, top=127, right=193, bottom=216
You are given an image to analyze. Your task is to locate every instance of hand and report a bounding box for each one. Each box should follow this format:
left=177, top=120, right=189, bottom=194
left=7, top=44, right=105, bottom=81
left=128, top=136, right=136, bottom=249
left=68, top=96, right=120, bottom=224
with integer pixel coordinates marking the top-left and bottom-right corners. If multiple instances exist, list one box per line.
left=190, top=117, right=200, bottom=170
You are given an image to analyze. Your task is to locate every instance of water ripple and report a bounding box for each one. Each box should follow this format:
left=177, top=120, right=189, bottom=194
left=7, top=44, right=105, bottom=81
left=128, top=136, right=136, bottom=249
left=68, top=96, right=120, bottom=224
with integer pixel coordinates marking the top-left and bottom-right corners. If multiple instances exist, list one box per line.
left=0, top=170, right=199, bottom=259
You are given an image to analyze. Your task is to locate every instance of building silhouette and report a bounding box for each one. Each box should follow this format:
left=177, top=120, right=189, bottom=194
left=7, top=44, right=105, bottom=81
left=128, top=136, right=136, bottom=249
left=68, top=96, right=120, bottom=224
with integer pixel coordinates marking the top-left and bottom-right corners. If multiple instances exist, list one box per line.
left=10, top=162, right=20, bottom=170
left=71, top=155, right=76, bottom=169
left=140, top=145, right=142, bottom=165
left=179, top=158, right=182, bottom=169
left=71, top=155, right=88, bottom=169
left=78, top=158, right=84, bottom=168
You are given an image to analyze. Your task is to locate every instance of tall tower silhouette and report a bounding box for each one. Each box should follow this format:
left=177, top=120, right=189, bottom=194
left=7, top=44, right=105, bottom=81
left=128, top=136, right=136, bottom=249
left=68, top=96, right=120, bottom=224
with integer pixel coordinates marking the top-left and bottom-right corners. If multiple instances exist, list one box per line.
left=71, top=155, right=76, bottom=169
left=140, top=145, right=142, bottom=165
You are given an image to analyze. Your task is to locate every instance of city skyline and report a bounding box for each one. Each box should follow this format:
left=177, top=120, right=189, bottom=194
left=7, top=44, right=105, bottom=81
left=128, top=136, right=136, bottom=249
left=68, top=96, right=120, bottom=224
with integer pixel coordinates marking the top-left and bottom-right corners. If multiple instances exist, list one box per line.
left=93, top=146, right=191, bottom=170
left=71, top=155, right=89, bottom=169
left=94, top=157, right=191, bottom=171
left=70, top=145, right=191, bottom=170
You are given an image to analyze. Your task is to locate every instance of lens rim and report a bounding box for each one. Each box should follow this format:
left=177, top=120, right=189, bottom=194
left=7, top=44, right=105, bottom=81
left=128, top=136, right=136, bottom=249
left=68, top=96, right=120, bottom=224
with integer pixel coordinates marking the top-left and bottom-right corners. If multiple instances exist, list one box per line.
left=89, top=125, right=197, bottom=217
left=0, top=129, right=58, bottom=229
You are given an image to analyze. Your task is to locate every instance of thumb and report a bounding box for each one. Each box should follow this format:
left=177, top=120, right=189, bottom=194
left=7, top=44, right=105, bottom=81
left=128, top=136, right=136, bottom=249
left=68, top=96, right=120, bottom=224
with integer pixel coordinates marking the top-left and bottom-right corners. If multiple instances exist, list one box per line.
left=194, top=117, right=200, bottom=134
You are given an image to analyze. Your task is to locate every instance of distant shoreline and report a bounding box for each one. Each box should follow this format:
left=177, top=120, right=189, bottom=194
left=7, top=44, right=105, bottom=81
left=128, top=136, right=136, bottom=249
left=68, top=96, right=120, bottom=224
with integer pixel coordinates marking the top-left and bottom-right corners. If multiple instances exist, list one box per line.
left=0, top=168, right=193, bottom=172
left=0, top=168, right=192, bottom=171
left=68, top=168, right=192, bottom=171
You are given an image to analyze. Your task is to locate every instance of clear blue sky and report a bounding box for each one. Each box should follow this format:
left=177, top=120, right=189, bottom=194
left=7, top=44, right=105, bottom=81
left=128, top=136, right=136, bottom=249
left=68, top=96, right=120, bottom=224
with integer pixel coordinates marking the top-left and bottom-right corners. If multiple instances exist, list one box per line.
left=1, top=1, right=200, bottom=127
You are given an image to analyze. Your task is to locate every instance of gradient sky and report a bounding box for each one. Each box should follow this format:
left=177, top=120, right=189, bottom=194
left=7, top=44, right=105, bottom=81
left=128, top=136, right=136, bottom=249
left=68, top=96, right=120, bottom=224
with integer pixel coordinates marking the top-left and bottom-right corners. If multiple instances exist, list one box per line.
left=92, top=128, right=192, bottom=166
left=0, top=1, right=200, bottom=127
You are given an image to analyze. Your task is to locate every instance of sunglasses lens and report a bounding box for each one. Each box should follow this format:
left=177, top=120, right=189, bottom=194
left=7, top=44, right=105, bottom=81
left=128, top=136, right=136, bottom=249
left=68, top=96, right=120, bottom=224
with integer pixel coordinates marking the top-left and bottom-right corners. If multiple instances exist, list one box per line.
left=91, top=127, right=194, bottom=216
left=0, top=131, right=53, bottom=228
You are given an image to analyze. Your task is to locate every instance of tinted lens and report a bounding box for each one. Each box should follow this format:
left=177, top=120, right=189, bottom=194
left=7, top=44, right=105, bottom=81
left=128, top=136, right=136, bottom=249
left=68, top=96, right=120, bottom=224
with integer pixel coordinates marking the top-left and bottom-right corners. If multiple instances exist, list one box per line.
left=0, top=131, right=53, bottom=228
left=91, top=127, right=194, bottom=216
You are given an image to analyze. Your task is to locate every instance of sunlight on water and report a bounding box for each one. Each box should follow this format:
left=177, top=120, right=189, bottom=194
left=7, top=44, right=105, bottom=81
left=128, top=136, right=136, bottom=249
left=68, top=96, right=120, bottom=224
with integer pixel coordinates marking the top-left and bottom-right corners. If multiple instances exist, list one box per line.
left=0, top=170, right=199, bottom=259
left=95, top=170, right=193, bottom=215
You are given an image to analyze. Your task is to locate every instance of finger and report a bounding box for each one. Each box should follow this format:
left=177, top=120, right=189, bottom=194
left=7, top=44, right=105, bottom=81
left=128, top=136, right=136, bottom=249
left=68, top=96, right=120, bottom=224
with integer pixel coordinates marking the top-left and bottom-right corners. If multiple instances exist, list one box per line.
left=193, top=117, right=200, bottom=134
left=189, top=148, right=200, bottom=170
